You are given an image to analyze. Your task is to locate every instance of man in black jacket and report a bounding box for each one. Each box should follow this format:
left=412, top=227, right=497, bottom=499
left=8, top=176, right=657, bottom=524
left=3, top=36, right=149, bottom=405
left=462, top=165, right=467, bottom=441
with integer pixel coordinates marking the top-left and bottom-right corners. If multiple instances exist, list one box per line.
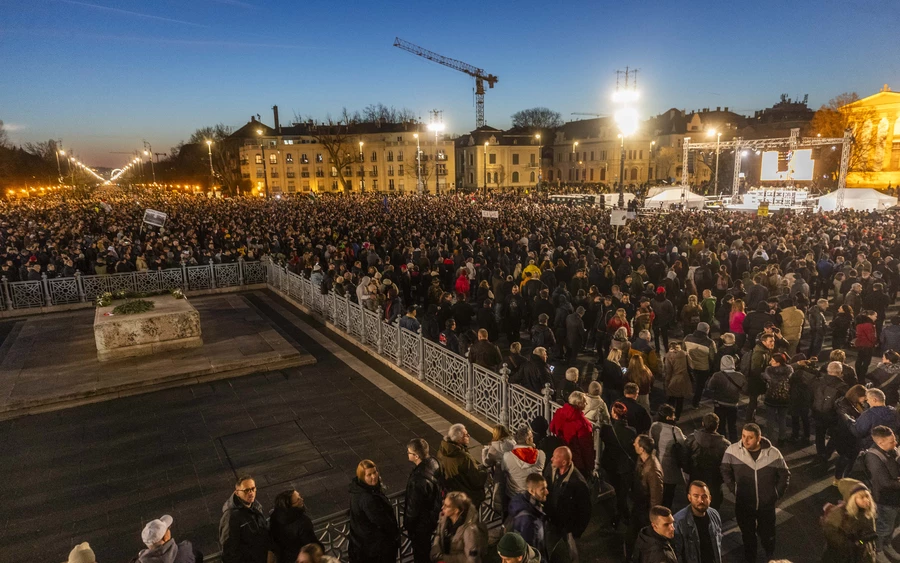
left=404, top=438, right=442, bottom=563
left=865, top=426, right=900, bottom=560
left=514, top=347, right=553, bottom=395
left=632, top=506, right=678, bottom=563
left=219, top=475, right=271, bottom=563
left=622, top=382, right=652, bottom=435
left=544, top=446, right=591, bottom=563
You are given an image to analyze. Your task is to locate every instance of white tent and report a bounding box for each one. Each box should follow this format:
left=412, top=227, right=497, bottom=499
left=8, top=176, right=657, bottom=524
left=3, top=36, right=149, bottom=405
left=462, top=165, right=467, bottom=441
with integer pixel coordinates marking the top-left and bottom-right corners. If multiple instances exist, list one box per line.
left=817, top=188, right=897, bottom=212
left=645, top=187, right=706, bottom=209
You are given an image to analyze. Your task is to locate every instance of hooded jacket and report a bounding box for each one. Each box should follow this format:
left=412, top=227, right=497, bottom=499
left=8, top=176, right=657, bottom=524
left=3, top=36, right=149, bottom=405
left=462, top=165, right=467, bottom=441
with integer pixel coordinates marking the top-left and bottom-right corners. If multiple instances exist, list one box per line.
left=684, top=428, right=730, bottom=484
left=650, top=421, right=687, bottom=485
left=348, top=477, right=400, bottom=563
left=868, top=362, right=900, bottom=406
left=664, top=349, right=693, bottom=399
left=430, top=504, right=487, bottom=563
left=219, top=494, right=269, bottom=563
left=779, top=306, right=805, bottom=341
left=548, top=403, right=596, bottom=475
left=437, top=439, right=487, bottom=507
left=506, top=492, right=548, bottom=555
left=137, top=539, right=196, bottom=563
left=268, top=505, right=318, bottom=563
left=684, top=330, right=717, bottom=372
left=673, top=505, right=723, bottom=563
left=502, top=446, right=547, bottom=498
left=706, top=356, right=746, bottom=407
left=721, top=437, right=790, bottom=509
left=632, top=526, right=678, bottom=563
left=515, top=354, right=553, bottom=395
left=854, top=316, right=877, bottom=349
left=821, top=478, right=877, bottom=563
left=850, top=405, right=900, bottom=449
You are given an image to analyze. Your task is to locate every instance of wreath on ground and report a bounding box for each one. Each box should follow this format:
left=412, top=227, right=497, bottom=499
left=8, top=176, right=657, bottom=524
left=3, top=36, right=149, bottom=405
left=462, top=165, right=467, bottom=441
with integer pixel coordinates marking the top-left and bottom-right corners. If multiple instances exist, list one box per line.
left=95, top=289, right=185, bottom=312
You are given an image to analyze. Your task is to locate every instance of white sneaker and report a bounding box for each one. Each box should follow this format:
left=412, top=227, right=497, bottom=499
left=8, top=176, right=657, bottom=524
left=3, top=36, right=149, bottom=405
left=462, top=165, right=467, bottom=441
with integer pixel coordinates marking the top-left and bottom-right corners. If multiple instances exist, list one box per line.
left=884, top=545, right=900, bottom=560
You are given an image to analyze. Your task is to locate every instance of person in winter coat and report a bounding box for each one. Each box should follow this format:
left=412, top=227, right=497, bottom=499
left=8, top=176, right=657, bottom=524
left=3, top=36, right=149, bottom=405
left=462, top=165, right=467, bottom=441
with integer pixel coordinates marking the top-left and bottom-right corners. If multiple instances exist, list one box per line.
left=673, top=481, right=724, bottom=563
left=867, top=350, right=900, bottom=407
left=664, top=342, right=693, bottom=420
left=832, top=385, right=868, bottom=481
left=138, top=514, right=197, bottom=563
left=601, top=348, right=627, bottom=405
left=743, top=301, right=777, bottom=352
left=502, top=426, right=547, bottom=501
left=684, top=322, right=719, bottom=409
left=849, top=389, right=900, bottom=450
left=881, top=316, right=900, bottom=355
left=405, top=439, right=443, bottom=563
left=438, top=424, right=487, bottom=507
left=529, top=314, right=557, bottom=353
left=431, top=491, right=488, bottom=563
left=684, top=413, right=731, bottom=509
left=440, top=319, right=461, bottom=354
left=854, top=311, right=879, bottom=384
left=632, top=506, right=678, bottom=563
left=544, top=446, right=592, bottom=563
left=746, top=333, right=776, bottom=422
left=820, top=478, right=877, bottom=563
left=468, top=329, right=502, bottom=371
left=831, top=304, right=856, bottom=352
left=506, top=474, right=549, bottom=558
left=219, top=475, right=271, bottom=563
left=584, top=381, right=611, bottom=426
left=650, top=404, right=688, bottom=508
left=681, top=295, right=703, bottom=336
left=481, top=425, right=515, bottom=513
left=651, top=288, right=676, bottom=353
left=627, top=354, right=655, bottom=413
left=564, top=306, right=586, bottom=364
left=600, top=402, right=638, bottom=526
left=627, top=434, right=665, bottom=561
left=780, top=298, right=806, bottom=356
left=548, top=391, right=596, bottom=476
left=721, top=423, right=791, bottom=563
left=607, top=308, right=632, bottom=338
left=864, top=426, right=900, bottom=559
left=497, top=532, right=542, bottom=563
left=808, top=298, right=829, bottom=358
left=514, top=347, right=553, bottom=396
left=706, top=355, right=746, bottom=442
left=269, top=490, right=319, bottom=563
left=789, top=353, right=819, bottom=445
left=348, top=460, right=400, bottom=563
left=763, top=352, right=793, bottom=446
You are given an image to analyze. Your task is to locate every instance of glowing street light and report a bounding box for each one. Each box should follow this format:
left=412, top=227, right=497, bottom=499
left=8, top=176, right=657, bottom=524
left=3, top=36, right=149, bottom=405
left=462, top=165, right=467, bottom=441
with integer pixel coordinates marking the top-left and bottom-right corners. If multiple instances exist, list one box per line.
left=413, top=133, right=422, bottom=194
left=707, top=128, right=722, bottom=196
left=206, top=140, right=215, bottom=190
left=427, top=121, right=445, bottom=193
left=535, top=134, right=542, bottom=190
left=256, top=129, right=270, bottom=198
left=613, top=84, right=640, bottom=206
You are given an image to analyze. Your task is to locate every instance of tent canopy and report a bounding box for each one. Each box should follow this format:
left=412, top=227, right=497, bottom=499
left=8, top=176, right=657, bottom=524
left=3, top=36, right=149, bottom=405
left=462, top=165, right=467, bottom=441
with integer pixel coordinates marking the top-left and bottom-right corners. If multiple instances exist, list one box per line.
left=817, top=188, right=896, bottom=212
left=645, top=187, right=706, bottom=209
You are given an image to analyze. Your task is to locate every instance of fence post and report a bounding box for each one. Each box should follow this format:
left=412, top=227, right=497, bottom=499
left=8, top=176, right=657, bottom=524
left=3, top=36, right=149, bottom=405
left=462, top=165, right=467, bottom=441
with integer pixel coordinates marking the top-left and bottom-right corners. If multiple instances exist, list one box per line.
left=376, top=316, right=383, bottom=354
left=332, top=291, right=338, bottom=322
left=238, top=257, right=246, bottom=286
left=394, top=320, right=402, bottom=367
left=499, top=363, right=510, bottom=428
left=209, top=263, right=216, bottom=289
left=542, top=384, right=554, bottom=421
left=75, top=272, right=86, bottom=303
left=465, top=362, right=474, bottom=412
left=42, top=273, right=52, bottom=307
left=181, top=260, right=188, bottom=292
left=1, top=276, right=11, bottom=309
left=282, top=266, right=289, bottom=294
left=417, top=328, right=425, bottom=381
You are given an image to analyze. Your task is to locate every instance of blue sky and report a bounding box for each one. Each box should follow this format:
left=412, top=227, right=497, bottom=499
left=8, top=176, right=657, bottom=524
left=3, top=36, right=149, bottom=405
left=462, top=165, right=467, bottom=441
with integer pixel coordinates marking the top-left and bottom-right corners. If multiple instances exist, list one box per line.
left=1, top=0, right=896, bottom=167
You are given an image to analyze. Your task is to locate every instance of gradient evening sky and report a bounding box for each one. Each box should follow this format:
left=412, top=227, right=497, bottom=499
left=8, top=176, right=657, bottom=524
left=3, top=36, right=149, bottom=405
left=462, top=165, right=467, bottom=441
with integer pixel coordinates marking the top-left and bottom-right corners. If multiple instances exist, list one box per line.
left=1, top=0, right=897, bottom=168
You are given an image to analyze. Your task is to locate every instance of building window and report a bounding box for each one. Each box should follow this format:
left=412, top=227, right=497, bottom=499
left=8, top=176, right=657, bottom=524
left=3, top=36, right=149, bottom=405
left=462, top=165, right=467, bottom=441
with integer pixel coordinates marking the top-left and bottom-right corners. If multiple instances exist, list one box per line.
left=512, top=171, right=519, bottom=182
left=287, top=181, right=296, bottom=193
left=590, top=168, right=594, bottom=181
left=489, top=153, right=496, bottom=164
left=286, top=168, right=295, bottom=178
left=331, top=166, right=338, bottom=177
left=398, top=181, right=404, bottom=192
left=437, top=150, right=446, bottom=160
left=397, top=136, right=403, bottom=142
left=512, top=153, right=519, bottom=165
left=530, top=171, right=535, bottom=182
left=255, top=154, right=263, bottom=164
left=316, top=153, right=323, bottom=163
left=397, top=151, right=404, bottom=161
left=371, top=151, right=377, bottom=162
left=469, top=153, right=474, bottom=166
left=601, top=150, right=607, bottom=160
left=548, top=170, right=554, bottom=181
left=631, top=168, right=638, bottom=180
left=436, top=164, right=447, bottom=175
left=493, top=172, right=498, bottom=184
left=372, top=179, right=378, bottom=190
left=388, top=165, right=394, bottom=176
left=389, top=179, right=395, bottom=190
left=286, top=153, right=294, bottom=163
left=469, top=173, right=474, bottom=184
left=569, top=153, right=573, bottom=162
left=332, top=180, right=339, bottom=190
left=399, top=165, right=404, bottom=175
left=530, top=153, right=536, bottom=165
left=299, top=153, right=308, bottom=164
left=600, top=168, right=606, bottom=181
left=371, top=165, right=378, bottom=175
left=284, top=139, right=294, bottom=145
left=639, top=150, right=643, bottom=160
left=256, top=167, right=264, bottom=178
left=557, top=153, right=562, bottom=163
left=269, top=154, right=277, bottom=164
left=387, top=151, right=394, bottom=162
left=301, top=167, right=310, bottom=178
left=568, top=169, right=573, bottom=181
left=316, top=168, right=323, bottom=177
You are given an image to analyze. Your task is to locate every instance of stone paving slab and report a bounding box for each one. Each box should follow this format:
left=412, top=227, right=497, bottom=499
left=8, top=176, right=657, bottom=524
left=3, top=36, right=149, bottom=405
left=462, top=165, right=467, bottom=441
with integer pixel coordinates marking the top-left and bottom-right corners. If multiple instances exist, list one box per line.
left=0, top=294, right=315, bottom=419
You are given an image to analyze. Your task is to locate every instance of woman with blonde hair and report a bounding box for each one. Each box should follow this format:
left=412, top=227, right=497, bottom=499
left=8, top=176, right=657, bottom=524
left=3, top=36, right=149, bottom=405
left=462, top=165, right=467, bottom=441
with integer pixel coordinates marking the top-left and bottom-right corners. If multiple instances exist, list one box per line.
left=601, top=348, right=626, bottom=405
left=607, top=308, right=632, bottom=338
left=820, top=478, right=877, bottom=563
left=480, top=424, right=514, bottom=513
left=627, top=354, right=654, bottom=411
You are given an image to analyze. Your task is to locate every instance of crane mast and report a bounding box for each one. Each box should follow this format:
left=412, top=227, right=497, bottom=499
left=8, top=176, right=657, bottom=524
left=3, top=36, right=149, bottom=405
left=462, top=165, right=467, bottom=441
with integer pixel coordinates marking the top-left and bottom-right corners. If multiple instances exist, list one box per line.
left=393, top=37, right=498, bottom=128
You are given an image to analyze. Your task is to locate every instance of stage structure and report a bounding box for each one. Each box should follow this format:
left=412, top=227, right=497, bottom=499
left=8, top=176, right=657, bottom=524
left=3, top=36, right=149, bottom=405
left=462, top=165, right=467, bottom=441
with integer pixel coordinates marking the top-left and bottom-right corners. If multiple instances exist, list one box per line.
left=680, top=128, right=852, bottom=209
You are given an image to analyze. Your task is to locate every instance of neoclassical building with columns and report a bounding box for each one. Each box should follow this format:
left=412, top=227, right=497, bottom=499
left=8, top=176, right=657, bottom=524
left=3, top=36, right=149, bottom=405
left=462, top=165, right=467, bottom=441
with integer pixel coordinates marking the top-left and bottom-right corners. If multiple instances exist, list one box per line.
left=844, top=85, right=900, bottom=188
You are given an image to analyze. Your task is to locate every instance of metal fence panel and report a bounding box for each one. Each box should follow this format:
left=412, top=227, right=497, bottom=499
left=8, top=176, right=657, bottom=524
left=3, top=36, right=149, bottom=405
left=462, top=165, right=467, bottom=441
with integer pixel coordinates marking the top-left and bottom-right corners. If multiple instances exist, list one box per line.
left=472, top=365, right=503, bottom=424
left=133, top=271, right=161, bottom=293
left=107, top=272, right=136, bottom=294
left=381, top=320, right=399, bottom=362
left=334, top=295, right=348, bottom=331
left=48, top=277, right=80, bottom=305
left=214, top=263, right=240, bottom=288
left=10, top=281, right=44, bottom=308
left=242, top=260, right=266, bottom=284
left=363, top=308, right=380, bottom=348
left=423, top=340, right=468, bottom=403
left=187, top=265, right=212, bottom=290
left=347, top=301, right=363, bottom=339
left=399, top=327, right=420, bottom=373
left=508, top=384, right=546, bottom=432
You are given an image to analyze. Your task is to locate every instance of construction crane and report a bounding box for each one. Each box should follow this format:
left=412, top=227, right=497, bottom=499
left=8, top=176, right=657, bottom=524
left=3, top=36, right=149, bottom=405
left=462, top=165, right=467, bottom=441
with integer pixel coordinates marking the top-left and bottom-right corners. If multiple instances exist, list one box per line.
left=570, top=113, right=609, bottom=118
left=393, top=37, right=498, bottom=128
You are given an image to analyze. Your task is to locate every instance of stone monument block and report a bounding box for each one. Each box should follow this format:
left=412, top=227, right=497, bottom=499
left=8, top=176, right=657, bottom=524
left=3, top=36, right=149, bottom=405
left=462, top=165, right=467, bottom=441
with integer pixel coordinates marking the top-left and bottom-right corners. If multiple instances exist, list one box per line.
left=94, top=296, right=202, bottom=362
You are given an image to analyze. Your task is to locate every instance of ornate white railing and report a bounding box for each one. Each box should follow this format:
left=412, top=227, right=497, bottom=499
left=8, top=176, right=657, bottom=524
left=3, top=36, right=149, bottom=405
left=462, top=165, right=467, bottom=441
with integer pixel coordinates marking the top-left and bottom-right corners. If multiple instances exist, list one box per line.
left=0, top=258, right=266, bottom=312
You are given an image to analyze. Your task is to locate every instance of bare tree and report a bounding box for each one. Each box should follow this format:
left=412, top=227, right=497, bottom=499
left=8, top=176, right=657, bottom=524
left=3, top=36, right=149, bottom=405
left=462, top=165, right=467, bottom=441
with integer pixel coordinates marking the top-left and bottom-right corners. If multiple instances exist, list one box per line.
left=810, top=92, right=881, bottom=175
left=186, top=124, right=243, bottom=191
left=316, top=118, right=360, bottom=194
left=653, top=146, right=678, bottom=180
left=491, top=165, right=506, bottom=190
left=405, top=153, right=436, bottom=193
left=510, top=107, right=563, bottom=129
left=0, top=120, right=9, bottom=148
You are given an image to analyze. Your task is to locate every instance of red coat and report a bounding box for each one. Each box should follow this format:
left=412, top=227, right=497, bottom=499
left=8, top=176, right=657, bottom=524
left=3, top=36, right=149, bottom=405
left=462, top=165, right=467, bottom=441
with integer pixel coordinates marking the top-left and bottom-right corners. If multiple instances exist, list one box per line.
left=455, top=275, right=470, bottom=297
left=607, top=316, right=632, bottom=338
left=549, top=404, right=596, bottom=475
left=855, top=318, right=877, bottom=349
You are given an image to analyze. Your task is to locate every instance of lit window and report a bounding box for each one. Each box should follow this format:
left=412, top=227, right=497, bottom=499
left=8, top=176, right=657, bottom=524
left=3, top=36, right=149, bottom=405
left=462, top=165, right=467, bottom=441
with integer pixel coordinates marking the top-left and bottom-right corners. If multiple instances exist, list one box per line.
left=286, top=154, right=293, bottom=163
left=255, top=154, right=263, bottom=164
left=269, top=154, right=277, bottom=164
left=397, top=151, right=404, bottom=161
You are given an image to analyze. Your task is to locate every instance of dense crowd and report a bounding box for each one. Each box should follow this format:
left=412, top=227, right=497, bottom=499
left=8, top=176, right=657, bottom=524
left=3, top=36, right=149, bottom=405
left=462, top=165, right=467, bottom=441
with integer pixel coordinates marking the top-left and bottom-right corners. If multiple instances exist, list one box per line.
left=29, top=189, right=900, bottom=563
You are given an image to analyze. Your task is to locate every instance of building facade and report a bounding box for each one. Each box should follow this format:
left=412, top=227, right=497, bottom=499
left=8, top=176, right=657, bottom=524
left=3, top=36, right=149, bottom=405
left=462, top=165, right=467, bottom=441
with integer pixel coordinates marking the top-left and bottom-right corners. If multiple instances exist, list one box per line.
left=237, top=119, right=455, bottom=195
left=844, top=85, right=900, bottom=188
left=455, top=126, right=543, bottom=192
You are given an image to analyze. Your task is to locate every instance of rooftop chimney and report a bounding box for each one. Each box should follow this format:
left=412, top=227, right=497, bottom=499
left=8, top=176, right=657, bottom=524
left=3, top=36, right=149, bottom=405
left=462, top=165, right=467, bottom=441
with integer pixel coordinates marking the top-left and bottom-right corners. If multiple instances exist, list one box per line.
left=716, top=106, right=721, bottom=111
left=272, top=105, right=280, bottom=134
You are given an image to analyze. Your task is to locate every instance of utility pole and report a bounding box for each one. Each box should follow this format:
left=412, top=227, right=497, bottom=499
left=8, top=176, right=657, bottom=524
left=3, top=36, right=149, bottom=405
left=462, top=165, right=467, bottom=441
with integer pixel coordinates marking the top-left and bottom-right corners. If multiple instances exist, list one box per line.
left=143, top=140, right=156, bottom=184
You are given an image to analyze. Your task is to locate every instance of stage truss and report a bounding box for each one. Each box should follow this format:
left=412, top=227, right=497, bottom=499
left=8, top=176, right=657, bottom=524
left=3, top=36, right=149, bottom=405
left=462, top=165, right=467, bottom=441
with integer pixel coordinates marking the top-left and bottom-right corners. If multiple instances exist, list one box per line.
left=680, top=127, right=852, bottom=209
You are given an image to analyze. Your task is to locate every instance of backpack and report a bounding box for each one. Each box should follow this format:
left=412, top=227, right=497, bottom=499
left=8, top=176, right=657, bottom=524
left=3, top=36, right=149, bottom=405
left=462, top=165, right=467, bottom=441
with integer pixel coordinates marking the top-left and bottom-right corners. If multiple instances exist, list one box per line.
left=812, top=380, right=842, bottom=415
left=739, top=351, right=753, bottom=379
left=766, top=375, right=791, bottom=403
left=651, top=424, right=690, bottom=471
left=847, top=448, right=889, bottom=489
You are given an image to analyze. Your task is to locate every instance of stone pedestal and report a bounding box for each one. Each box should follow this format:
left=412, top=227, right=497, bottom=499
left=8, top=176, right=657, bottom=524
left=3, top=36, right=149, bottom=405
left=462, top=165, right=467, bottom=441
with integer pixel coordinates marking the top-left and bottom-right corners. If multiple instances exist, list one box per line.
left=94, top=296, right=202, bottom=362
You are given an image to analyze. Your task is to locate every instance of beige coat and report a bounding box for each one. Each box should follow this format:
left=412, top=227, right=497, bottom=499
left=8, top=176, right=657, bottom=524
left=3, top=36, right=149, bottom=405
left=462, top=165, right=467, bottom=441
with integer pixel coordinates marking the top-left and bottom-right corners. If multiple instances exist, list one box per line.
left=664, top=349, right=693, bottom=399
left=430, top=504, right=488, bottom=563
left=780, top=306, right=805, bottom=342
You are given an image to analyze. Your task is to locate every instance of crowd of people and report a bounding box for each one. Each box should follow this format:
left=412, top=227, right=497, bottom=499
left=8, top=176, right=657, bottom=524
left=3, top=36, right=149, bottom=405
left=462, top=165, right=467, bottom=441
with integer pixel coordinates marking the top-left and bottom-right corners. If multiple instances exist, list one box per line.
left=30, top=188, right=900, bottom=563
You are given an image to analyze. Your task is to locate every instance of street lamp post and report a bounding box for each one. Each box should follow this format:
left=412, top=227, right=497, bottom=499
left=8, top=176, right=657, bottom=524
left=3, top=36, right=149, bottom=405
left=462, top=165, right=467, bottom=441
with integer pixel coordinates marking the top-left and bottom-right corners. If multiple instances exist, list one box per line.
left=206, top=140, right=215, bottom=190
left=143, top=141, right=156, bottom=184
left=613, top=87, right=639, bottom=208
left=709, top=129, right=722, bottom=196
left=650, top=140, right=656, bottom=181
left=257, top=129, right=270, bottom=198
left=54, top=147, right=62, bottom=183
left=359, top=141, right=364, bottom=193
left=618, top=135, right=626, bottom=207
left=414, top=134, right=422, bottom=195
left=483, top=141, right=489, bottom=195
left=428, top=122, right=445, bottom=194
left=535, top=134, right=542, bottom=192
left=573, top=141, right=578, bottom=185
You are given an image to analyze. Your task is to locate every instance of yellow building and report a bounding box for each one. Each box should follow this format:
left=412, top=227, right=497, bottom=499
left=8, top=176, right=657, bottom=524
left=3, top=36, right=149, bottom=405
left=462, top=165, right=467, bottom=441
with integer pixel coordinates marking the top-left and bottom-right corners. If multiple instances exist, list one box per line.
left=844, top=85, right=900, bottom=188
left=455, top=126, right=542, bottom=191
left=238, top=118, right=455, bottom=195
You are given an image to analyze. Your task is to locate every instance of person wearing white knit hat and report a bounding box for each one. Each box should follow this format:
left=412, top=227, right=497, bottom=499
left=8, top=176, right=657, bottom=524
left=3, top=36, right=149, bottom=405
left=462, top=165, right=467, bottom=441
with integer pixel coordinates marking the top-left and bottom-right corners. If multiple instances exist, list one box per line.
left=137, top=514, right=197, bottom=563
left=63, top=542, right=95, bottom=563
